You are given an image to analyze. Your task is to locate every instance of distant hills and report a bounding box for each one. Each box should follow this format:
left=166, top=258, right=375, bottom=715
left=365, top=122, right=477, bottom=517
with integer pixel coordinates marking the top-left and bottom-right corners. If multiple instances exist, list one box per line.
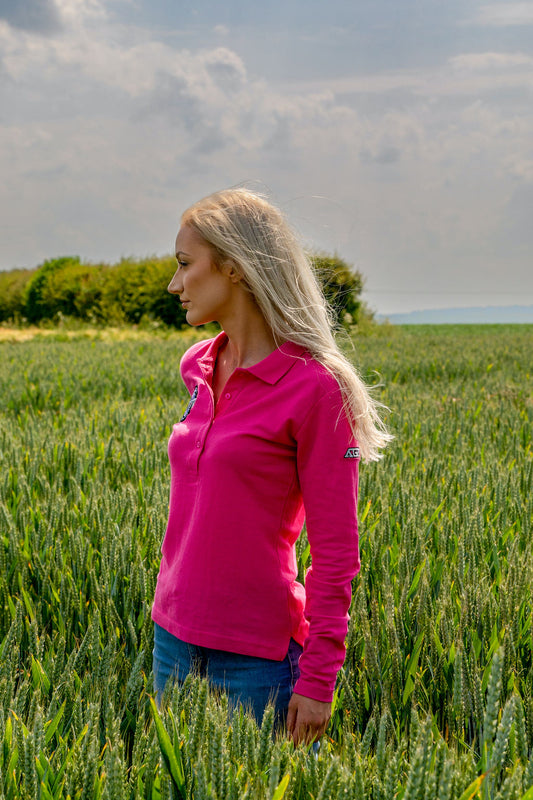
left=380, top=305, right=533, bottom=325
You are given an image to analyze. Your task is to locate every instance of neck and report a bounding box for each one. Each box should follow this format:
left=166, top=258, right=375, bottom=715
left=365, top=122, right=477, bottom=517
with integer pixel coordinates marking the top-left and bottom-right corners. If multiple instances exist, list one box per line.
left=218, top=297, right=278, bottom=368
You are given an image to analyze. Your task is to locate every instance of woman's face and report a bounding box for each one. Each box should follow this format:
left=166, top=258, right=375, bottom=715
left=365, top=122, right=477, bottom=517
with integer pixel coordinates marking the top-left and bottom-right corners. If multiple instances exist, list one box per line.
left=169, top=225, right=238, bottom=327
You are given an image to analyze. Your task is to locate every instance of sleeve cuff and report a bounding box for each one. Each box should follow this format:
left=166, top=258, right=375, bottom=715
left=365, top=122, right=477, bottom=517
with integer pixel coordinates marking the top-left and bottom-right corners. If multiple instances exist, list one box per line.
left=293, top=675, right=335, bottom=704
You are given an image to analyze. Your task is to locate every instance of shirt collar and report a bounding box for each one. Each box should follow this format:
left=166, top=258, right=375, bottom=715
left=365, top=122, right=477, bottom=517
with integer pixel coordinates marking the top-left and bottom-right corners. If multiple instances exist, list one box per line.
left=196, top=331, right=226, bottom=372
left=197, top=331, right=307, bottom=385
left=245, top=341, right=308, bottom=384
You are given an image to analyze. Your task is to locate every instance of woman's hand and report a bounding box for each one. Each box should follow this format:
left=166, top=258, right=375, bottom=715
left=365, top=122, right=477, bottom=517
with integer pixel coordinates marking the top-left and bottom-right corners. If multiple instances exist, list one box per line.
left=286, top=693, right=332, bottom=745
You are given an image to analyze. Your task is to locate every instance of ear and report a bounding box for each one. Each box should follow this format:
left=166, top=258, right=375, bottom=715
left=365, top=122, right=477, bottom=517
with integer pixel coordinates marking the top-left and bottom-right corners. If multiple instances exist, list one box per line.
left=221, top=259, right=242, bottom=284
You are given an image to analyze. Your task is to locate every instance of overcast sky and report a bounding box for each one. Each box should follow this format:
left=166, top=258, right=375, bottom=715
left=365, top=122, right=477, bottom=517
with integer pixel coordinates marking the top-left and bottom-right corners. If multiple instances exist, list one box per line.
left=1, top=0, right=532, bottom=314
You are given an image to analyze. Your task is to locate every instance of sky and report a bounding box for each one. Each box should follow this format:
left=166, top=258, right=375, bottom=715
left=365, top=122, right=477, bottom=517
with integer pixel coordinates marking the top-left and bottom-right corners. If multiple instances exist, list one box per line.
left=1, top=0, right=532, bottom=315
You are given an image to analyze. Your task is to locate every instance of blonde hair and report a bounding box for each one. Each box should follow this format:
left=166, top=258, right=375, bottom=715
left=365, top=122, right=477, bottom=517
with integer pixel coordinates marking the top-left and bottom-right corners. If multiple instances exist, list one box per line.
left=181, top=188, right=392, bottom=461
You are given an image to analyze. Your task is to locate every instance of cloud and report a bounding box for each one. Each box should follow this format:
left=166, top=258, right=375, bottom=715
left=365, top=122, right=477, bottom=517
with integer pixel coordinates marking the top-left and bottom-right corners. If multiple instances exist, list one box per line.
left=0, top=1, right=532, bottom=312
left=56, top=0, right=109, bottom=25
left=1, top=24, right=530, bottom=191
left=0, top=0, right=108, bottom=34
left=449, top=52, right=533, bottom=71
left=204, top=47, right=246, bottom=92
left=473, top=3, right=533, bottom=26
left=0, top=0, right=62, bottom=34
left=360, top=145, right=401, bottom=165
left=284, top=48, right=533, bottom=105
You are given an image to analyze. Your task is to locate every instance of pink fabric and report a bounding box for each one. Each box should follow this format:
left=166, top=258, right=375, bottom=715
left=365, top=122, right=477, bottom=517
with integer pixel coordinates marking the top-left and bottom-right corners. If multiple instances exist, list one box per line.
left=152, top=332, right=360, bottom=702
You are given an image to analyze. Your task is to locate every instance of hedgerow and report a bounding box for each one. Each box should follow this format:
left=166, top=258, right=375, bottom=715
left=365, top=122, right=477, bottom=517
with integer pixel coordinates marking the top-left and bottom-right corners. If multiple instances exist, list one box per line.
left=0, top=252, right=366, bottom=329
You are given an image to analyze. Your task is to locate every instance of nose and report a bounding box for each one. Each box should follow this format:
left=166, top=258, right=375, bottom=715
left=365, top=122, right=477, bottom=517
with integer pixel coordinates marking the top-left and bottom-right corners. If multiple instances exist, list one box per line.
left=168, top=269, right=182, bottom=295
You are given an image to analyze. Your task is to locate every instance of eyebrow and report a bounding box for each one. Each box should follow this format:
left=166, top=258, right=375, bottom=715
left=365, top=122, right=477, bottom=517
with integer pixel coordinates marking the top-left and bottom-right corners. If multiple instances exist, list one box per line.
left=175, top=250, right=191, bottom=260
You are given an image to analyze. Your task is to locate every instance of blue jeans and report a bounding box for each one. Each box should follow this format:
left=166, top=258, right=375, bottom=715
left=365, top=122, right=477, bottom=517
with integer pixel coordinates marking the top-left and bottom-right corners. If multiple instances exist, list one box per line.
left=153, top=623, right=303, bottom=724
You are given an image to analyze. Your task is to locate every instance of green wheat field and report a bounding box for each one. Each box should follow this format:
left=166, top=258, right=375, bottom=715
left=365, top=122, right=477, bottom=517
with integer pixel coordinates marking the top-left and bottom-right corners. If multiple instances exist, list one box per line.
left=0, top=323, right=532, bottom=800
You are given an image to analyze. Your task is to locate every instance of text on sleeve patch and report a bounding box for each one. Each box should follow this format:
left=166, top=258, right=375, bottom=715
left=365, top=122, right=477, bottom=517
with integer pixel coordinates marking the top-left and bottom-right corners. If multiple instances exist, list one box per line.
left=344, top=447, right=360, bottom=459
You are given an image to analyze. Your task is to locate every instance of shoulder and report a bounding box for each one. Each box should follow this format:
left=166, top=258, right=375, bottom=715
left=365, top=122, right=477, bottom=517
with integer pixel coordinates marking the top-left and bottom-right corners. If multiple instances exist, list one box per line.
left=292, top=356, right=357, bottom=452
left=277, top=348, right=348, bottom=436
left=180, top=336, right=213, bottom=366
left=288, top=349, right=342, bottom=402
left=179, top=335, right=219, bottom=386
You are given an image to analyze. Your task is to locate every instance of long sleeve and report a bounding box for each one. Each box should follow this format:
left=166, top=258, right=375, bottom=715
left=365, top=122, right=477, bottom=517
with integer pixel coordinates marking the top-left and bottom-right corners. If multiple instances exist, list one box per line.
left=292, top=380, right=360, bottom=702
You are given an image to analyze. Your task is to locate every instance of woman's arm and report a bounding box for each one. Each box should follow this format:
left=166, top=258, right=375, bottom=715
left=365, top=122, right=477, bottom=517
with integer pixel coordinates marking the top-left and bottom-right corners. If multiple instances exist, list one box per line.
left=290, top=376, right=360, bottom=737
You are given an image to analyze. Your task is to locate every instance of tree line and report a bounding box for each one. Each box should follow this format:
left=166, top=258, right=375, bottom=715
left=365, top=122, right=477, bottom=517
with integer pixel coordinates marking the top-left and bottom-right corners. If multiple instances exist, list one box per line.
left=0, top=253, right=367, bottom=328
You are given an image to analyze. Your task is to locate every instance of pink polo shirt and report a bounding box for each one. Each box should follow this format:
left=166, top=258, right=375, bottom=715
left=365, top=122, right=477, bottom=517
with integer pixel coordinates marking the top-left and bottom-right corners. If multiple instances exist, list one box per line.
left=152, top=332, right=360, bottom=702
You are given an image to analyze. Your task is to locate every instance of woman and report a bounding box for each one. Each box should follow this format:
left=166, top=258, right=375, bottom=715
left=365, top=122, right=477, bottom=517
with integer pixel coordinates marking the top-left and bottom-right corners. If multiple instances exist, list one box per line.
left=152, top=188, right=391, bottom=745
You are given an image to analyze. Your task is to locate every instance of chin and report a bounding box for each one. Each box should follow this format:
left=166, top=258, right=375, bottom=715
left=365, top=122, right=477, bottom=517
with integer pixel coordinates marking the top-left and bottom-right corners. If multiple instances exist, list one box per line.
left=187, top=311, right=215, bottom=327
left=187, top=315, right=208, bottom=327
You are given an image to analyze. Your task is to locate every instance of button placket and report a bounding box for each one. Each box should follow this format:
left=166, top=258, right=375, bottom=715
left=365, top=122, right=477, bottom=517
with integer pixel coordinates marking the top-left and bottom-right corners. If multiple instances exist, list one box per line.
left=216, top=374, right=246, bottom=414
left=189, top=380, right=215, bottom=472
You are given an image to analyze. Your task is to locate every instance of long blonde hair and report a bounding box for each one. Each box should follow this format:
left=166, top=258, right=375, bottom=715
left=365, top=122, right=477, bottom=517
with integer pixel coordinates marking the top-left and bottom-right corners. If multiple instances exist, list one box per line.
left=181, top=188, right=392, bottom=461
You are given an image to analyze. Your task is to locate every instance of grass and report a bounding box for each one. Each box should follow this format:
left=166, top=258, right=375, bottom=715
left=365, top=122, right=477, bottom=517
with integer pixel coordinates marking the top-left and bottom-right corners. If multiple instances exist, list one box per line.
left=0, top=324, right=531, bottom=799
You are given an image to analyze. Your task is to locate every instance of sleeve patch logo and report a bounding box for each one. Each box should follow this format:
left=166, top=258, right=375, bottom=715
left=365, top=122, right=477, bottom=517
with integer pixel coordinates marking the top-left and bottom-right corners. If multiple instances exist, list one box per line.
left=344, top=447, right=360, bottom=459
left=180, top=386, right=198, bottom=422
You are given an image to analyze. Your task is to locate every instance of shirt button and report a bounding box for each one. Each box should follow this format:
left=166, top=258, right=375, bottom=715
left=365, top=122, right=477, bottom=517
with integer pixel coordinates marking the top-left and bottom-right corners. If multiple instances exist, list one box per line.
left=196, top=441, right=201, bottom=448
left=225, top=392, right=231, bottom=399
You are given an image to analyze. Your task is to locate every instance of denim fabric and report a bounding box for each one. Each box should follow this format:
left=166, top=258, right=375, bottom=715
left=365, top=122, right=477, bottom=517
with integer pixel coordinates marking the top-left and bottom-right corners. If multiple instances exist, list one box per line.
left=153, top=623, right=302, bottom=724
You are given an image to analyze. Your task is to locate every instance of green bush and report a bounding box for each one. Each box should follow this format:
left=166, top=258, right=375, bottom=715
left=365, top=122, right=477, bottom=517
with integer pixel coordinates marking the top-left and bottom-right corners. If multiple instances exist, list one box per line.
left=0, top=267, right=34, bottom=322
left=311, top=252, right=366, bottom=326
left=98, top=257, right=183, bottom=326
left=24, top=256, right=84, bottom=323
left=1, top=250, right=367, bottom=328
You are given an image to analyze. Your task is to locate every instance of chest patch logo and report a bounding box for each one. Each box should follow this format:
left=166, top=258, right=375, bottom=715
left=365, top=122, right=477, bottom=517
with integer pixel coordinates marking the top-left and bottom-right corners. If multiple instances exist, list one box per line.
left=344, top=447, right=360, bottom=459
left=180, top=386, right=198, bottom=422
